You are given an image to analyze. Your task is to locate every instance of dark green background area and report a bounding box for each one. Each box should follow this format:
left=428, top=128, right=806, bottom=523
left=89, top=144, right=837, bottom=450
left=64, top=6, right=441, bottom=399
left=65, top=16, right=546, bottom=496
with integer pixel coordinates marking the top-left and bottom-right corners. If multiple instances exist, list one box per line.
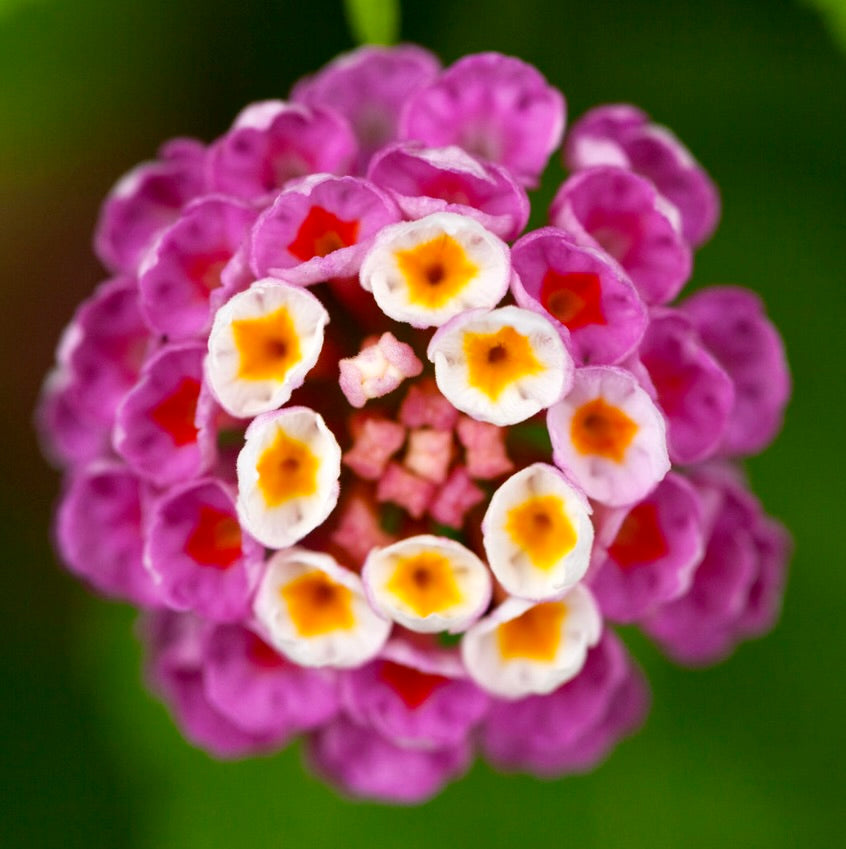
left=1, top=1, right=843, bottom=846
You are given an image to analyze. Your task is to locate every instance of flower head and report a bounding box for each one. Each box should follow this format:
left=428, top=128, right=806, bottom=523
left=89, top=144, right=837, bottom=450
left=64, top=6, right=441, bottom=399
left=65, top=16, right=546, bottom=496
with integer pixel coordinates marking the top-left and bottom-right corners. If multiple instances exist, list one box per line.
left=39, top=44, right=790, bottom=803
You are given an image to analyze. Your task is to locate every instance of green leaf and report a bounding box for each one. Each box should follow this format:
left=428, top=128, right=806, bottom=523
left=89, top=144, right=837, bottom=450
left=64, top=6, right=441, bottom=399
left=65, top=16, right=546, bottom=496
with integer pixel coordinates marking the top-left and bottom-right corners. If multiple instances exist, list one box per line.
left=343, top=0, right=399, bottom=45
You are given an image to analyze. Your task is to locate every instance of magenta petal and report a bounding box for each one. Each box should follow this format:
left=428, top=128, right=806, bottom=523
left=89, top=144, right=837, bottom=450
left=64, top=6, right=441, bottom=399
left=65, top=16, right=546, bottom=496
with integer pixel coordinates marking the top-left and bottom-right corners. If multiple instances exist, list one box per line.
left=144, top=478, right=264, bottom=622
left=644, top=465, right=790, bottom=665
left=550, top=166, right=692, bottom=304
left=622, top=128, right=720, bottom=247
left=249, top=175, right=400, bottom=284
left=139, top=196, right=258, bottom=339
left=339, top=642, right=489, bottom=750
left=640, top=308, right=735, bottom=464
left=56, top=462, right=160, bottom=606
left=400, top=52, right=565, bottom=188
left=207, top=101, right=357, bottom=200
left=292, top=45, right=441, bottom=173
left=589, top=472, right=705, bottom=623
left=680, top=286, right=790, bottom=457
left=94, top=139, right=207, bottom=274
left=565, top=104, right=720, bottom=246
left=735, top=516, right=791, bottom=639
left=511, top=227, right=647, bottom=365
left=113, top=342, right=213, bottom=487
left=203, top=624, right=340, bottom=737
left=306, top=714, right=471, bottom=803
left=161, top=671, right=273, bottom=758
left=543, top=661, right=650, bottom=774
left=368, top=142, right=530, bottom=240
left=62, top=277, right=152, bottom=428
left=36, top=369, right=111, bottom=468
left=144, top=612, right=281, bottom=758
left=480, top=632, right=648, bottom=776
left=566, top=104, right=647, bottom=151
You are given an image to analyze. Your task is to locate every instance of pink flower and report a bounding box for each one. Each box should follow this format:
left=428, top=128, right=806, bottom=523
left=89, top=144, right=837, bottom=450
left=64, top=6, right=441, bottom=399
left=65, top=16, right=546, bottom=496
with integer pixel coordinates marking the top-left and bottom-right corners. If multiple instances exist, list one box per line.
left=565, top=104, right=720, bottom=247
left=400, top=52, right=565, bottom=187
left=511, top=226, right=648, bottom=365
left=588, top=472, right=705, bottom=622
left=39, top=45, right=790, bottom=803
left=643, top=465, right=791, bottom=665
left=480, top=631, right=649, bottom=775
left=550, top=166, right=692, bottom=304
left=207, top=102, right=357, bottom=201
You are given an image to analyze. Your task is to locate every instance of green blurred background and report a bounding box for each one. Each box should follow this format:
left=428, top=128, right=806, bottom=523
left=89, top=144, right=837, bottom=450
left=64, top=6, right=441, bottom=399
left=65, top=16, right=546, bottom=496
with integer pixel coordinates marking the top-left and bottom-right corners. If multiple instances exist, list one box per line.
left=1, top=0, right=844, bottom=846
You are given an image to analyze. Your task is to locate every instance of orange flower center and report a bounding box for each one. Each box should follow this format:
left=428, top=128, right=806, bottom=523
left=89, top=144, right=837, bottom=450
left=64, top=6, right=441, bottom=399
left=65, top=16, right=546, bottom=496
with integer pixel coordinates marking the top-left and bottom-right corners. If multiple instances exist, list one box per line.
left=256, top=429, right=320, bottom=507
left=505, top=494, right=577, bottom=569
left=570, top=397, right=638, bottom=462
left=464, top=325, right=544, bottom=400
left=232, top=306, right=302, bottom=382
left=386, top=551, right=463, bottom=617
left=396, top=234, right=479, bottom=308
left=280, top=571, right=355, bottom=637
left=496, top=602, right=568, bottom=662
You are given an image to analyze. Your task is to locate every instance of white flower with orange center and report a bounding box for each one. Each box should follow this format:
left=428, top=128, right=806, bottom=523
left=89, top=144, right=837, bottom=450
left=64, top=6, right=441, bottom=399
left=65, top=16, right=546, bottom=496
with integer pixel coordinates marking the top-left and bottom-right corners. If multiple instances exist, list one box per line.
left=253, top=547, right=391, bottom=668
left=236, top=406, right=341, bottom=548
left=427, top=305, right=573, bottom=426
left=482, top=463, right=594, bottom=601
left=461, top=585, right=602, bottom=699
left=206, top=280, right=328, bottom=417
left=359, top=211, right=510, bottom=327
left=362, top=535, right=492, bottom=633
left=547, top=365, right=670, bottom=507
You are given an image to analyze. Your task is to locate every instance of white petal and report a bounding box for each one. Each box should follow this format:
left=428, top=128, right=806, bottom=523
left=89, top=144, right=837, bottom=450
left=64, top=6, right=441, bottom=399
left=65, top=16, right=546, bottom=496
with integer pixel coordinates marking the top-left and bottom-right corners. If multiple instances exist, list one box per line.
left=236, top=406, right=341, bottom=548
left=547, top=366, right=670, bottom=507
left=460, top=585, right=602, bottom=699
left=206, top=280, right=328, bottom=418
left=427, top=306, right=572, bottom=426
left=359, top=212, right=509, bottom=328
left=482, top=463, right=594, bottom=601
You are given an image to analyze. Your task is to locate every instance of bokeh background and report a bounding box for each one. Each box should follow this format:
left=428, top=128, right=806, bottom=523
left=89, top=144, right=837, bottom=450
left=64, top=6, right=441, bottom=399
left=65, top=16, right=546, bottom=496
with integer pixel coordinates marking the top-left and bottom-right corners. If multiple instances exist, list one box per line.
left=2, top=0, right=844, bottom=846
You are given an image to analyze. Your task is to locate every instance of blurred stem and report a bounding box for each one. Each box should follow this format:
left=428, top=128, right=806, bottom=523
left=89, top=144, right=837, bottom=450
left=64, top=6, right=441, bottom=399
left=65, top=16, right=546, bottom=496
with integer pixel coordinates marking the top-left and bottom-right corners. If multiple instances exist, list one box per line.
left=803, top=0, right=846, bottom=50
left=343, top=0, right=399, bottom=45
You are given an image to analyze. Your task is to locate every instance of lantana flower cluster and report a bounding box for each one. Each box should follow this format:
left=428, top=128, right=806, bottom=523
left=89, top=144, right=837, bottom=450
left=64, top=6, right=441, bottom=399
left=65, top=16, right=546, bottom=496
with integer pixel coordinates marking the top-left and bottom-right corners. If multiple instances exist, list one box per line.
left=38, top=45, right=791, bottom=803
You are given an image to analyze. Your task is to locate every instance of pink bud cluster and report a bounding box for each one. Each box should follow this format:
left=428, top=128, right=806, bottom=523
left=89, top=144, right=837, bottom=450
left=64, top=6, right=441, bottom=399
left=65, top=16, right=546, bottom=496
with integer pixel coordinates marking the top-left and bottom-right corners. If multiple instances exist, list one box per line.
left=38, top=45, right=790, bottom=803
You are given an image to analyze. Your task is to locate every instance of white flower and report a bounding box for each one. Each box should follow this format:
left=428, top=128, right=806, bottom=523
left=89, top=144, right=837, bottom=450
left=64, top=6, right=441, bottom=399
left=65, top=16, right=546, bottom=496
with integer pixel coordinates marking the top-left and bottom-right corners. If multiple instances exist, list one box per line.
left=254, top=547, right=390, bottom=668
left=236, top=406, right=341, bottom=548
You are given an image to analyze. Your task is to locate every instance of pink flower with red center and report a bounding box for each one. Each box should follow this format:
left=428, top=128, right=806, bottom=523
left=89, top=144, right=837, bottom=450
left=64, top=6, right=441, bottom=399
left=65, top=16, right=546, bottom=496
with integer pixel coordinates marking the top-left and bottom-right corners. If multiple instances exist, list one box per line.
left=38, top=45, right=791, bottom=804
